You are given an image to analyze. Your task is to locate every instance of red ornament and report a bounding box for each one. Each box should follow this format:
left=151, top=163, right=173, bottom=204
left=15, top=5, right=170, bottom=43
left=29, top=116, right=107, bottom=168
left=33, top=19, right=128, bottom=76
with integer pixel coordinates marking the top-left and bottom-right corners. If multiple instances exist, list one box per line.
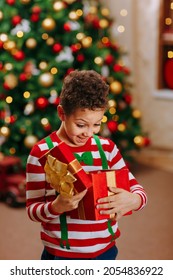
left=76, top=54, right=85, bottom=62
left=12, top=15, right=22, bottom=26
left=92, top=18, right=100, bottom=29
left=0, top=41, right=4, bottom=49
left=32, top=5, right=42, bottom=14
left=44, top=123, right=51, bottom=131
left=102, top=40, right=111, bottom=48
left=53, top=97, right=60, bottom=106
left=66, top=68, right=75, bottom=75
left=107, top=120, right=118, bottom=132
left=143, top=137, right=151, bottom=146
left=63, top=23, right=71, bottom=32
left=9, top=115, right=16, bottom=124
left=35, top=97, right=49, bottom=109
left=71, top=44, right=79, bottom=53
left=0, top=110, right=6, bottom=120
left=30, top=14, right=40, bottom=22
left=52, top=43, right=63, bottom=53
left=13, top=50, right=25, bottom=61
left=85, top=14, right=100, bottom=29
left=6, top=0, right=15, bottom=5
left=124, top=94, right=132, bottom=104
left=164, top=58, right=173, bottom=89
left=105, top=54, right=114, bottom=65
left=0, top=62, right=3, bottom=70
left=19, top=73, right=28, bottom=82
left=113, top=64, right=123, bottom=72
left=3, top=83, right=11, bottom=91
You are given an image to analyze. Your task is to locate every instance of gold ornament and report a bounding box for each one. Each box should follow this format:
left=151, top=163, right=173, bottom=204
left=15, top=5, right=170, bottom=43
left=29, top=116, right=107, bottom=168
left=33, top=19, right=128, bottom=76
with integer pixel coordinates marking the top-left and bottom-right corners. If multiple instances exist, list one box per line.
left=39, top=72, right=54, bottom=87
left=42, top=18, right=56, bottom=31
left=0, top=33, right=8, bottom=42
left=134, top=135, right=144, bottom=147
left=69, top=11, right=79, bottom=21
left=118, top=123, right=126, bottom=132
left=3, top=40, right=16, bottom=52
left=94, top=56, right=103, bottom=66
left=0, top=11, right=3, bottom=21
left=76, top=32, right=85, bottom=41
left=110, top=81, right=122, bottom=94
left=81, top=36, right=92, bottom=48
left=0, top=126, right=10, bottom=137
left=101, top=8, right=110, bottom=17
left=99, top=19, right=109, bottom=29
left=39, top=61, right=48, bottom=70
left=4, top=63, right=13, bottom=71
left=4, top=74, right=18, bottom=89
left=132, top=109, right=142, bottom=119
left=53, top=1, right=65, bottom=11
left=24, top=135, right=38, bottom=149
left=46, top=37, right=55, bottom=46
left=89, top=6, right=98, bottom=14
left=20, top=0, right=31, bottom=4
left=25, top=38, right=37, bottom=49
left=108, top=99, right=116, bottom=107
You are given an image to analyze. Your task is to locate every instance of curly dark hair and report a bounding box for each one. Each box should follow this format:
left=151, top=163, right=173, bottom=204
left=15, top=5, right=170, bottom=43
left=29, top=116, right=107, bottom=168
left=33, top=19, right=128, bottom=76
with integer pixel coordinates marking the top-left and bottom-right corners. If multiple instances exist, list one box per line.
left=60, top=70, right=109, bottom=115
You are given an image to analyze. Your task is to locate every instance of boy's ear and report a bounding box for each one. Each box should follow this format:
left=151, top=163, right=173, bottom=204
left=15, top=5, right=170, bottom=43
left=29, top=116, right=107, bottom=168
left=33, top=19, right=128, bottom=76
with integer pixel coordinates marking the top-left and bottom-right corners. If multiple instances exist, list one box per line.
left=57, top=105, right=65, bottom=121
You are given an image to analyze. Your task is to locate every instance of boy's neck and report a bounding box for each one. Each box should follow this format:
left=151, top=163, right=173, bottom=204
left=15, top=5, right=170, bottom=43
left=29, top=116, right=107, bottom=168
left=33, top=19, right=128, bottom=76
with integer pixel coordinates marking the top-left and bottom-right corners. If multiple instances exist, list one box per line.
left=56, top=125, right=76, bottom=147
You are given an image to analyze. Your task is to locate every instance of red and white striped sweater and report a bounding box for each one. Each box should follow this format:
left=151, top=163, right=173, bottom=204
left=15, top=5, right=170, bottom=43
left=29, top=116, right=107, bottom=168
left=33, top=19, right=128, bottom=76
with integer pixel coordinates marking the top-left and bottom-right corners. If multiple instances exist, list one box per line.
left=26, top=131, right=147, bottom=258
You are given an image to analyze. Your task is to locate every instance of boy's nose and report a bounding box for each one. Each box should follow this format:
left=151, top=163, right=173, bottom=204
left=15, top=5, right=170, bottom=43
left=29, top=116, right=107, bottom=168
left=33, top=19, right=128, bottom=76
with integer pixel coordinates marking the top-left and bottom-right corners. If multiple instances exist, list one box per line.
left=83, top=127, right=93, bottom=137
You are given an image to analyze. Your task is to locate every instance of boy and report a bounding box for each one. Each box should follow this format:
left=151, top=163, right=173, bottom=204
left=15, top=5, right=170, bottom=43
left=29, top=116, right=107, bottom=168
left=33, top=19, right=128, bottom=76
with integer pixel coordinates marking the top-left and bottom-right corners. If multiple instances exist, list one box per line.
left=26, top=70, right=147, bottom=260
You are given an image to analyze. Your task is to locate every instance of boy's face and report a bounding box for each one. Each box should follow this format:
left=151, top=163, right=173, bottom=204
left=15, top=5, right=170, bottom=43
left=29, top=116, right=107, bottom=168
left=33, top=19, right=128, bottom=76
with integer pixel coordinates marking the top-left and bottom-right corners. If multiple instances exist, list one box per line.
left=58, top=106, right=105, bottom=147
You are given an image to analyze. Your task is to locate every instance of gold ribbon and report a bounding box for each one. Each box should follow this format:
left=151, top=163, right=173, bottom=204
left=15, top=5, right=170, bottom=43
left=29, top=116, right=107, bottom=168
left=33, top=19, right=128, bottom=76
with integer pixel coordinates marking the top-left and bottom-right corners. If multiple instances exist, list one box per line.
left=106, top=171, right=116, bottom=219
left=44, top=154, right=77, bottom=196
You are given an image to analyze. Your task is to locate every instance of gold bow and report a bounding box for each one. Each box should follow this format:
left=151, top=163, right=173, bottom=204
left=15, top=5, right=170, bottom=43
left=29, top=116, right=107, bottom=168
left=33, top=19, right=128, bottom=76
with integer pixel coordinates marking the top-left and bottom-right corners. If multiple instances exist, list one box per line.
left=44, top=154, right=77, bottom=196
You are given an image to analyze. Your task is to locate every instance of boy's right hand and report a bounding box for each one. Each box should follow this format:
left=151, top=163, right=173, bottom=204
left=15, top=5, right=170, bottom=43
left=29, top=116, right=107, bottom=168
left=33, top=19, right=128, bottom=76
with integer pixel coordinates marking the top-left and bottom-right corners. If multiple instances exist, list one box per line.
left=51, top=189, right=87, bottom=214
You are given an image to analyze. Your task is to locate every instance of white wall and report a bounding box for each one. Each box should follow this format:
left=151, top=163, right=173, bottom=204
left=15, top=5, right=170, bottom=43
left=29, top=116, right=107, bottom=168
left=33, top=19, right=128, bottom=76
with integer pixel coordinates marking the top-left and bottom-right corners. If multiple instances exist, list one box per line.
left=102, top=0, right=173, bottom=150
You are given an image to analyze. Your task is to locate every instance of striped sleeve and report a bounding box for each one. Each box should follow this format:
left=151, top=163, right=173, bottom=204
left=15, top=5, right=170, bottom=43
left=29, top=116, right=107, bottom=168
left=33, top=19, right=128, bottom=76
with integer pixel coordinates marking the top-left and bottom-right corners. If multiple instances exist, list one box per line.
left=100, top=137, right=148, bottom=210
left=26, top=141, right=60, bottom=222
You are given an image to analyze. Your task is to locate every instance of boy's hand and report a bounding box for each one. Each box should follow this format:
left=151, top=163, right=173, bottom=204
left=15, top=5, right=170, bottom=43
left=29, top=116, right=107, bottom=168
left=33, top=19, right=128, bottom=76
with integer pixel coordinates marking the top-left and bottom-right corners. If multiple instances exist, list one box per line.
left=96, top=187, right=141, bottom=221
left=51, top=189, right=87, bottom=214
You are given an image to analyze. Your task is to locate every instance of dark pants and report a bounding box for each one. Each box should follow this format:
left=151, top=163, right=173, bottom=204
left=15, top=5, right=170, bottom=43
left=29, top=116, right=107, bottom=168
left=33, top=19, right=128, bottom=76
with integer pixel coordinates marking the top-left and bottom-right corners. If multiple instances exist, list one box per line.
left=41, top=245, right=118, bottom=260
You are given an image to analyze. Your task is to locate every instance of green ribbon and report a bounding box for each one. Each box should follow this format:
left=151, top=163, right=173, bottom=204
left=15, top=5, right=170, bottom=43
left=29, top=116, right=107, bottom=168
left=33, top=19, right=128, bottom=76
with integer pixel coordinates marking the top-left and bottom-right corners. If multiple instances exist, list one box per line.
left=93, top=135, right=115, bottom=241
left=93, top=134, right=108, bottom=169
left=45, top=136, right=54, bottom=149
left=74, top=151, right=93, bottom=165
left=107, top=219, right=116, bottom=241
left=59, top=213, right=70, bottom=250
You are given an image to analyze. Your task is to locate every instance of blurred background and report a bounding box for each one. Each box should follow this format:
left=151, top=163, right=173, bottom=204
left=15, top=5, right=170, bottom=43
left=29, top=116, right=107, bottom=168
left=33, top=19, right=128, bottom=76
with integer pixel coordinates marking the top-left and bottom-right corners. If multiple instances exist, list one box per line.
left=0, top=0, right=173, bottom=260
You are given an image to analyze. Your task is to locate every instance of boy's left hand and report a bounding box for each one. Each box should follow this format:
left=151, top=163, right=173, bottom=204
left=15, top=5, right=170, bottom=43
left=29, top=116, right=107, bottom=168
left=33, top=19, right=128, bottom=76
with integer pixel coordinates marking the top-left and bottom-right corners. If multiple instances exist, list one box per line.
left=96, top=187, right=141, bottom=221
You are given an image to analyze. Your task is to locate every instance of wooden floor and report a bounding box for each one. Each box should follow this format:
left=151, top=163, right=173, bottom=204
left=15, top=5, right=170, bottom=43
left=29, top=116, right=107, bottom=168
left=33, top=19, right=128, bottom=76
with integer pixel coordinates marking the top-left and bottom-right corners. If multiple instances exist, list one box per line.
left=0, top=162, right=173, bottom=260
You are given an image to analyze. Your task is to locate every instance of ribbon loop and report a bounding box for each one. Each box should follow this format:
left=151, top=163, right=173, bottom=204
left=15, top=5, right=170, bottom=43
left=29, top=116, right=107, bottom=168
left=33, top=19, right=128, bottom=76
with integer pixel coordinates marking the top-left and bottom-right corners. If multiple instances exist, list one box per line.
left=44, top=154, right=77, bottom=196
left=74, top=151, right=93, bottom=165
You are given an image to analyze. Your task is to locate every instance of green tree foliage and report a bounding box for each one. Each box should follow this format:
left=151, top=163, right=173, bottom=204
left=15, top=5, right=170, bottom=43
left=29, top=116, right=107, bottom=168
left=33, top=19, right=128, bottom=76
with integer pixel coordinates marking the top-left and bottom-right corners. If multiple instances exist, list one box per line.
left=0, top=0, right=149, bottom=168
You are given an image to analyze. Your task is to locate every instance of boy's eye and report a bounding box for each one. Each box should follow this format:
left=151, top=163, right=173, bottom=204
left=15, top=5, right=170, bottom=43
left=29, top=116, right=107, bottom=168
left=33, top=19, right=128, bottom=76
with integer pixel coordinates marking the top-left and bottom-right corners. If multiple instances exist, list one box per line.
left=76, top=123, right=101, bottom=128
left=76, top=124, right=85, bottom=128
left=94, top=123, right=101, bottom=127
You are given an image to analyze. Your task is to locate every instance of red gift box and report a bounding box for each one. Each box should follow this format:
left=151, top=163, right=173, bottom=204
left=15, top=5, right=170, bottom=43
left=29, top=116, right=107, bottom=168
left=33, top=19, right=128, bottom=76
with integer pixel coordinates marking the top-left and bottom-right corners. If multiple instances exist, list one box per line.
left=39, top=142, right=92, bottom=195
left=91, top=169, right=132, bottom=220
left=69, top=186, right=94, bottom=220
left=70, top=168, right=132, bottom=220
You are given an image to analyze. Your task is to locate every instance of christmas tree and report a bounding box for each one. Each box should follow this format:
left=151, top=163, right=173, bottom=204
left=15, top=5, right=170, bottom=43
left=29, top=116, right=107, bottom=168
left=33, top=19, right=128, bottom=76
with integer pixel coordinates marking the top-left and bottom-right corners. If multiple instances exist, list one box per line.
left=0, top=0, right=149, bottom=168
